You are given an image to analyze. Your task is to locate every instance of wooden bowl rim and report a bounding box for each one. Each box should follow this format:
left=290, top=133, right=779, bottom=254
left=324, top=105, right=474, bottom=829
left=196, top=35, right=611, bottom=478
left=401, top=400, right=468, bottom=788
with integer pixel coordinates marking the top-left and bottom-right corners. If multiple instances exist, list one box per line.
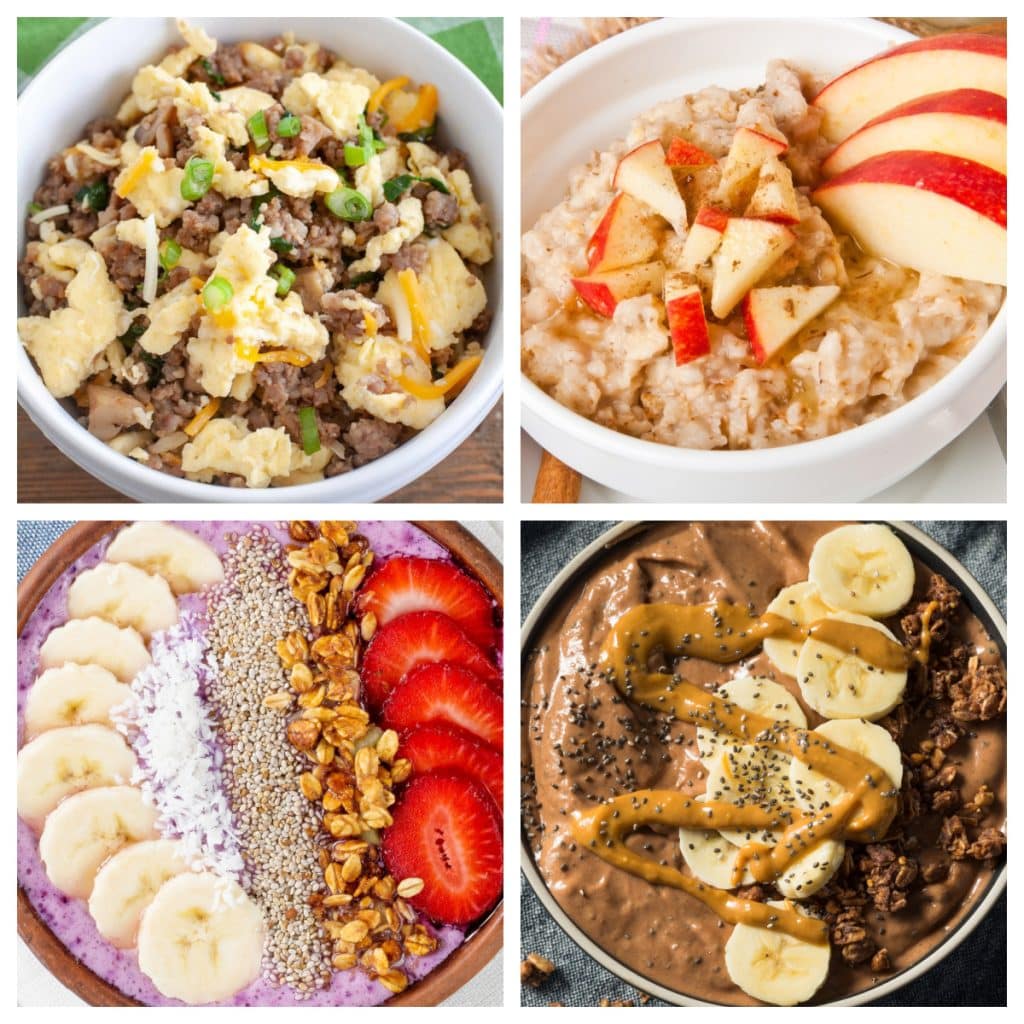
left=17, top=519, right=503, bottom=1007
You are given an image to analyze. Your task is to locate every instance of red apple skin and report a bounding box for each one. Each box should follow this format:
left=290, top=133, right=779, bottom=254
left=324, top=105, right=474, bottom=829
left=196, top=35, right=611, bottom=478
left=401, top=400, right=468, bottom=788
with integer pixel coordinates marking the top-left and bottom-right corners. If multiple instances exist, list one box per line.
left=571, top=279, right=617, bottom=318
left=666, top=138, right=716, bottom=168
left=572, top=262, right=665, bottom=318
left=694, top=206, right=730, bottom=232
left=814, top=149, right=1006, bottom=228
left=666, top=291, right=711, bottom=365
left=742, top=295, right=769, bottom=364
left=585, top=193, right=658, bottom=273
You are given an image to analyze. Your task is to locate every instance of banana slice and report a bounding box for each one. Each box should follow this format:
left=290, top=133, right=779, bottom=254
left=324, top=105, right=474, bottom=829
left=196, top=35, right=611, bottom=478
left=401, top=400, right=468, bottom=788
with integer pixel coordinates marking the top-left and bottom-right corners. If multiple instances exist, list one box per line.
left=89, top=839, right=190, bottom=948
left=795, top=611, right=907, bottom=720
left=724, top=900, right=830, bottom=1006
left=763, top=582, right=837, bottom=678
left=17, top=724, right=137, bottom=830
left=106, top=522, right=225, bottom=595
left=679, top=796, right=757, bottom=889
left=704, top=745, right=796, bottom=848
left=697, top=676, right=807, bottom=767
left=137, top=872, right=265, bottom=1004
left=68, top=562, right=178, bottom=638
left=808, top=523, right=914, bottom=617
left=774, top=838, right=845, bottom=900
left=23, top=663, right=134, bottom=739
left=39, top=785, right=159, bottom=899
left=790, top=718, right=904, bottom=813
left=39, top=617, right=151, bottom=683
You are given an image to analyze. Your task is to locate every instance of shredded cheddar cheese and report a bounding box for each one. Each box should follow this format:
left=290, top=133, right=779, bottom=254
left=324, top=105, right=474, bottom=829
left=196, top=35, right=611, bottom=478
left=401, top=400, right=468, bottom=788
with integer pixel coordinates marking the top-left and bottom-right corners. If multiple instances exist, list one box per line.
left=394, top=84, right=438, bottom=133
left=363, top=312, right=378, bottom=338
left=367, top=76, right=410, bottom=115
left=115, top=149, right=157, bottom=197
left=397, top=269, right=431, bottom=362
left=397, top=354, right=482, bottom=400
left=184, top=396, right=222, bottom=436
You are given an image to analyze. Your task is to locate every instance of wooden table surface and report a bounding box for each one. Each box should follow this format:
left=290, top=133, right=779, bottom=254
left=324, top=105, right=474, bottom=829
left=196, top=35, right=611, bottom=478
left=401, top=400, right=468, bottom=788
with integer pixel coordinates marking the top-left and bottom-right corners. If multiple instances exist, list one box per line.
left=17, top=401, right=502, bottom=504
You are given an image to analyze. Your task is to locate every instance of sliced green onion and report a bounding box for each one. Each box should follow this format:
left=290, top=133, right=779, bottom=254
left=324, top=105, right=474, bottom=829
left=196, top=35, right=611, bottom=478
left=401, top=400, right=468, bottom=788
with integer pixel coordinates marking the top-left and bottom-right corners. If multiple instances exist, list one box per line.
left=27, top=202, right=42, bottom=215
left=383, top=174, right=415, bottom=203
left=344, top=143, right=368, bottom=168
left=201, top=57, right=226, bottom=86
left=271, top=264, right=296, bottom=297
left=202, top=276, right=234, bottom=311
left=298, top=406, right=321, bottom=455
left=159, top=239, right=182, bottom=271
left=398, top=121, right=437, bottom=144
left=247, top=186, right=278, bottom=230
left=348, top=271, right=380, bottom=286
left=75, top=179, right=110, bottom=212
left=324, top=186, right=372, bottom=221
left=181, top=157, right=215, bottom=201
left=269, top=236, right=293, bottom=254
left=276, top=114, right=301, bottom=138
left=247, top=110, right=271, bottom=152
left=119, top=322, right=146, bottom=343
left=422, top=176, right=450, bottom=195
left=210, top=89, right=222, bottom=102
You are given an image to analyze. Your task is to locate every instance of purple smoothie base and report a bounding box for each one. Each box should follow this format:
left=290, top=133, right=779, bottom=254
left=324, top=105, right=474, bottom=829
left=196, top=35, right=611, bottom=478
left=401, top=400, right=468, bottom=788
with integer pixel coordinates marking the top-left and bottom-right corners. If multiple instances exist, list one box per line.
left=18, top=521, right=476, bottom=1006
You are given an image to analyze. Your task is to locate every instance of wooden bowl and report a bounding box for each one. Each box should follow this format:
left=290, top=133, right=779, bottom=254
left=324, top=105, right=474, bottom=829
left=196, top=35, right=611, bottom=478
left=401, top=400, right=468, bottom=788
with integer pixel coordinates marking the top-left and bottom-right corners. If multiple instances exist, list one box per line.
left=18, top=520, right=504, bottom=1007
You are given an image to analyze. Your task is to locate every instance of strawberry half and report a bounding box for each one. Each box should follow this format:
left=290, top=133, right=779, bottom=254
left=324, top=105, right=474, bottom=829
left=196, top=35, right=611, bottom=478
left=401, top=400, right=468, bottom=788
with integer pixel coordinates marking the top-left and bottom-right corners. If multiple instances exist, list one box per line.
left=356, top=556, right=499, bottom=651
left=382, top=662, right=503, bottom=749
left=400, top=723, right=503, bottom=811
left=382, top=770, right=502, bottom=926
left=362, top=611, right=500, bottom=710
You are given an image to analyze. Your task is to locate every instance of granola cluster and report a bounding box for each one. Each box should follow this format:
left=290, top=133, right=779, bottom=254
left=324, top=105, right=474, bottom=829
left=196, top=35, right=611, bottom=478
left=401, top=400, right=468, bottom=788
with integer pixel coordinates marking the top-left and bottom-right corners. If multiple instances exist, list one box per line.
left=263, top=520, right=438, bottom=995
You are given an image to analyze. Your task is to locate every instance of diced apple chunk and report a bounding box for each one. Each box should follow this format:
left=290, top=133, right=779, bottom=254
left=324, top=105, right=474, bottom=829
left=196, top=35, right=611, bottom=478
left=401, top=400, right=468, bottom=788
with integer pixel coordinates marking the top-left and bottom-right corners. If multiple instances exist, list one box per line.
left=710, top=218, right=795, bottom=319
left=666, top=138, right=716, bottom=168
left=744, top=157, right=800, bottom=224
left=716, top=126, right=789, bottom=210
left=613, top=140, right=687, bottom=233
left=680, top=206, right=729, bottom=272
left=586, top=192, right=660, bottom=273
left=664, top=270, right=710, bottom=365
left=742, top=285, right=841, bottom=364
left=572, top=261, right=665, bottom=318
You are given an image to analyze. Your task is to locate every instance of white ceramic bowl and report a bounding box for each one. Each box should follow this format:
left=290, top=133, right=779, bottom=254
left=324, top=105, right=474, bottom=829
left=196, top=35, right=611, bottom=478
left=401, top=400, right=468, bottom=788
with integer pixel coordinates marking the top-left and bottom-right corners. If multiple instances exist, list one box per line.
left=521, top=18, right=1006, bottom=501
left=520, top=520, right=1007, bottom=1006
left=18, top=17, right=503, bottom=502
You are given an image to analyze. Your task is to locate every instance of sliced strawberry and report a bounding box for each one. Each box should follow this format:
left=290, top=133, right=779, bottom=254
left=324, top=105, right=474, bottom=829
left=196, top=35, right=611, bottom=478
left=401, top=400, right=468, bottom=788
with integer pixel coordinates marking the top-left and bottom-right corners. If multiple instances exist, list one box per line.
left=382, top=662, right=503, bottom=749
left=401, top=724, right=503, bottom=810
left=362, top=611, right=500, bottom=709
left=382, top=770, right=503, bottom=926
left=356, top=556, right=499, bottom=651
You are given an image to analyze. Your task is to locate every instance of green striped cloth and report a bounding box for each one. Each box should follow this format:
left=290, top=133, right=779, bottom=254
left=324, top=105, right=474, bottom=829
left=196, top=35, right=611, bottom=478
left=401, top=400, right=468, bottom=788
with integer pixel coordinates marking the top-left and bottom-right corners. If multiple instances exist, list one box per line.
left=17, top=17, right=502, bottom=101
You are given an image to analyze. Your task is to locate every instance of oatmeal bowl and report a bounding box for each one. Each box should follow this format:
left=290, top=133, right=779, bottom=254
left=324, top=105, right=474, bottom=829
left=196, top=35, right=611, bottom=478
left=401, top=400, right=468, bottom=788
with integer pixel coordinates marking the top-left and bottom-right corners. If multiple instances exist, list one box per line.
left=521, top=19, right=1006, bottom=500
left=18, top=17, right=502, bottom=501
left=521, top=520, right=1006, bottom=1005
left=18, top=519, right=504, bottom=1004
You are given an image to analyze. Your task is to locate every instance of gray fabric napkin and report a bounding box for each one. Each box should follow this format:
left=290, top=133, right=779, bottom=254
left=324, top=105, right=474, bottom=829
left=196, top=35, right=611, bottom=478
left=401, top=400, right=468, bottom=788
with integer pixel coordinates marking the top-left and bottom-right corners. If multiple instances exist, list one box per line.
left=520, top=521, right=1006, bottom=1007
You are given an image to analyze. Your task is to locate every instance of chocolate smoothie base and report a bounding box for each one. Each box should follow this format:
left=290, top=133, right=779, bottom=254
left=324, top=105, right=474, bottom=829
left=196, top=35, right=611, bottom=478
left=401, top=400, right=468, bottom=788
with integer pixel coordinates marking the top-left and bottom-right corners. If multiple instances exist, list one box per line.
left=521, top=522, right=1006, bottom=1005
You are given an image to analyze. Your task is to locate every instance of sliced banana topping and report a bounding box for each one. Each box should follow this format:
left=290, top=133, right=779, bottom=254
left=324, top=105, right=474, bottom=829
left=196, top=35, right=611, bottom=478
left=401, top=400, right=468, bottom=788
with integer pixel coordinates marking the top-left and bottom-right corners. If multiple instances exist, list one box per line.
left=774, top=838, right=845, bottom=900
left=39, top=617, right=151, bottom=683
left=724, top=900, right=830, bottom=1006
left=89, top=839, right=190, bottom=948
left=68, top=561, right=179, bottom=638
left=137, top=872, right=265, bottom=1005
left=17, top=724, right=137, bottom=830
left=106, top=521, right=225, bottom=595
left=23, top=662, right=134, bottom=739
left=39, top=785, right=159, bottom=899
left=796, top=611, right=907, bottom=720
left=808, top=523, right=914, bottom=618
left=763, top=581, right=837, bottom=677
left=679, top=795, right=757, bottom=889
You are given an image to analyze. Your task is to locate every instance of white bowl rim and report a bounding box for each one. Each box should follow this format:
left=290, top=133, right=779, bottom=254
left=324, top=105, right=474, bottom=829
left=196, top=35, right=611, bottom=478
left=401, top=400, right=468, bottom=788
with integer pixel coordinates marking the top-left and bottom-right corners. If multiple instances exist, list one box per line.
left=519, top=518, right=1007, bottom=1007
left=17, top=16, right=503, bottom=501
left=519, top=16, right=1007, bottom=473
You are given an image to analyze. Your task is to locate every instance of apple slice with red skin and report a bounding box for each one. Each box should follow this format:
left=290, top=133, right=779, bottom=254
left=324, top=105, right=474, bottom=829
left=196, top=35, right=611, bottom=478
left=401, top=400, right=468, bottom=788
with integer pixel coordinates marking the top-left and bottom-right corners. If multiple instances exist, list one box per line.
left=822, top=88, right=1007, bottom=176
left=664, top=271, right=710, bottom=366
left=572, top=261, right=665, bottom=318
left=666, top=138, right=716, bottom=168
left=813, top=149, right=1006, bottom=285
left=716, top=125, right=789, bottom=210
left=742, top=285, right=841, bottom=364
left=744, top=157, right=800, bottom=224
left=812, top=33, right=1007, bottom=143
left=680, top=205, right=729, bottom=272
left=585, top=192, right=660, bottom=274
left=613, top=140, right=687, bottom=232
left=710, top=218, right=795, bottom=319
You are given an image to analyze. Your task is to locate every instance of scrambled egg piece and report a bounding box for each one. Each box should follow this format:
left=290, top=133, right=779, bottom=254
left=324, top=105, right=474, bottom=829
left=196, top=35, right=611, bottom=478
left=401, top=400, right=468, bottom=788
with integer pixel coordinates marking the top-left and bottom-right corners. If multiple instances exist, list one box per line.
left=181, top=417, right=329, bottom=487
left=376, top=237, right=485, bottom=351
left=354, top=148, right=403, bottom=209
left=114, top=143, right=189, bottom=227
left=217, top=86, right=276, bottom=121
left=281, top=72, right=369, bottom=138
left=195, top=126, right=269, bottom=199
left=348, top=196, right=423, bottom=276
left=405, top=142, right=450, bottom=186
left=18, top=249, right=127, bottom=397
left=137, top=280, right=198, bottom=356
left=443, top=169, right=493, bottom=265
left=249, top=155, right=339, bottom=199
left=336, top=334, right=443, bottom=429
left=26, top=231, right=92, bottom=289
left=325, top=60, right=380, bottom=95
left=153, top=19, right=217, bottom=79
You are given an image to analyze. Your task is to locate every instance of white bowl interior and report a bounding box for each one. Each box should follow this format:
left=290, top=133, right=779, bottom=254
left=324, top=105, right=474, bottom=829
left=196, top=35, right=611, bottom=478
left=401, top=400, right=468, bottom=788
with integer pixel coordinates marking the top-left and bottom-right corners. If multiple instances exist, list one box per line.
left=18, top=17, right=503, bottom=502
left=520, top=18, right=1006, bottom=501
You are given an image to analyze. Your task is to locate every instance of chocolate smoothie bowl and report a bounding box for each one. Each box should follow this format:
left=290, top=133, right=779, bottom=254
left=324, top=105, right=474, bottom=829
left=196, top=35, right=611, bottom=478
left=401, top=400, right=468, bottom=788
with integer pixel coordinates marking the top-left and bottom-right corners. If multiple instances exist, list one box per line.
left=521, top=521, right=1005, bottom=1006
left=19, top=520, right=503, bottom=1006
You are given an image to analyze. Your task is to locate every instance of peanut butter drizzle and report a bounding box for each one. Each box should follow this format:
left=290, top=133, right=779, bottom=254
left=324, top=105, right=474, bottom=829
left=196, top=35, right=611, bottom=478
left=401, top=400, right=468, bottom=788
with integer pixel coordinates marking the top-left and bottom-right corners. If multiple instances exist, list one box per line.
left=570, top=600, right=936, bottom=945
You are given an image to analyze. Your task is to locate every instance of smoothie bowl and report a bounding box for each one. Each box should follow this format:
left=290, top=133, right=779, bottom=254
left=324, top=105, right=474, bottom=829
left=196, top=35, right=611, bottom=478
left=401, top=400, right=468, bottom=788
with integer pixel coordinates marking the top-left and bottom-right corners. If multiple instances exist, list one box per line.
left=521, top=521, right=1005, bottom=1005
left=18, top=519, right=503, bottom=1005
